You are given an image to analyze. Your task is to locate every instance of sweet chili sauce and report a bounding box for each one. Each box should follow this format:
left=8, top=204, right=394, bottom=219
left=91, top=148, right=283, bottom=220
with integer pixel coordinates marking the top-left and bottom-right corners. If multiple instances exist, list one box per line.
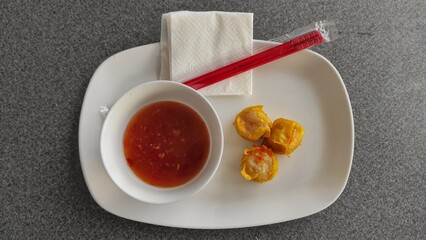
left=123, top=101, right=210, bottom=188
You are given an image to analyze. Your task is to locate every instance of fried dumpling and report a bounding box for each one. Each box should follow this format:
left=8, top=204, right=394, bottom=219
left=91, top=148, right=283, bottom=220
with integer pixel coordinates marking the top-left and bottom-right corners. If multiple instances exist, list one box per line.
left=264, top=118, right=304, bottom=156
left=240, top=145, right=278, bottom=183
left=233, top=105, right=272, bottom=141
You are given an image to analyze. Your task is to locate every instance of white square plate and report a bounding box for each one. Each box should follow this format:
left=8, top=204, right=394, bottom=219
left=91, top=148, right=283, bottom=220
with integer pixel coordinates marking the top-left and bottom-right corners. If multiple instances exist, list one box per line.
left=78, top=41, right=354, bottom=229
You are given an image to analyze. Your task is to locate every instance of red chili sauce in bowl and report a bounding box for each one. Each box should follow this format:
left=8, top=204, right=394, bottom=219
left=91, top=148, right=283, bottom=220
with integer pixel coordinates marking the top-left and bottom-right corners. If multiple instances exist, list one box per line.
left=123, top=101, right=210, bottom=188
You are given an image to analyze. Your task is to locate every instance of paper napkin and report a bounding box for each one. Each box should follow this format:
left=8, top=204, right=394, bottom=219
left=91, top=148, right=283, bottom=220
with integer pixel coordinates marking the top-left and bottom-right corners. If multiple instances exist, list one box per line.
left=160, top=11, right=253, bottom=96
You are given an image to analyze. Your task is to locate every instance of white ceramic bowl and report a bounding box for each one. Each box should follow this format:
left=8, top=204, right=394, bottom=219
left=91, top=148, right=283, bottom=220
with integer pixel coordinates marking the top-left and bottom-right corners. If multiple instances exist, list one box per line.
left=100, top=80, right=224, bottom=204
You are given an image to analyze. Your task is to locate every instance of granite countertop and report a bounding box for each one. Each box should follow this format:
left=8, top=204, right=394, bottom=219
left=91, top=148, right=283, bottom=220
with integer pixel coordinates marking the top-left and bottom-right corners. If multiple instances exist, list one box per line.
left=2, top=0, right=425, bottom=239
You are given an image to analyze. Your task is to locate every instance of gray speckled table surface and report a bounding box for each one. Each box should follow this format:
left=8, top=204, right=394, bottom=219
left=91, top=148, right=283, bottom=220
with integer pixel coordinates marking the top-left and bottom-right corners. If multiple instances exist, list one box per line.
left=1, top=0, right=425, bottom=239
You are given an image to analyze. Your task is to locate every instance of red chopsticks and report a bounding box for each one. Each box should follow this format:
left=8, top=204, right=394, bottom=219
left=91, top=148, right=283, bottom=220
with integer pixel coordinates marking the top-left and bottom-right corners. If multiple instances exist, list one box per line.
left=183, top=30, right=324, bottom=90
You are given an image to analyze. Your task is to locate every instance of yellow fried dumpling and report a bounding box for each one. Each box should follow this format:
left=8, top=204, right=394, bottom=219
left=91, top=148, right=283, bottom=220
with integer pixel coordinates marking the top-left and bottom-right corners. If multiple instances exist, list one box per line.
left=233, top=105, right=272, bottom=141
left=264, top=118, right=304, bottom=156
left=240, top=145, right=279, bottom=183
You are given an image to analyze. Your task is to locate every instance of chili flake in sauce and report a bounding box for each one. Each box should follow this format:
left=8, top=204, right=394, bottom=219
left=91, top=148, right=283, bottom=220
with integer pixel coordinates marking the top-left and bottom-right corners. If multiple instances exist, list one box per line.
left=123, top=101, right=210, bottom=188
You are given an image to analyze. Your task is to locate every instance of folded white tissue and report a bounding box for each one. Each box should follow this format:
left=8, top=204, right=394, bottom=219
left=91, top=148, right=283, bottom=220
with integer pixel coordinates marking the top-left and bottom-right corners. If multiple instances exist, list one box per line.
left=160, top=11, right=253, bottom=96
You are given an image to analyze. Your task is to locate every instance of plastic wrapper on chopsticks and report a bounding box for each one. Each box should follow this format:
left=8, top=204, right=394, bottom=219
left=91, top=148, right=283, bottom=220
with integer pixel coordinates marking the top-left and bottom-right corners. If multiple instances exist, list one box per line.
left=179, top=20, right=338, bottom=90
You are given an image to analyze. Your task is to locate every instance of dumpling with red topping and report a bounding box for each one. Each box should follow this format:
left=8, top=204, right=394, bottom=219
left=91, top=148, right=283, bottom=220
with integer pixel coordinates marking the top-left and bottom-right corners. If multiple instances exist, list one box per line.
left=240, top=145, right=278, bottom=183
